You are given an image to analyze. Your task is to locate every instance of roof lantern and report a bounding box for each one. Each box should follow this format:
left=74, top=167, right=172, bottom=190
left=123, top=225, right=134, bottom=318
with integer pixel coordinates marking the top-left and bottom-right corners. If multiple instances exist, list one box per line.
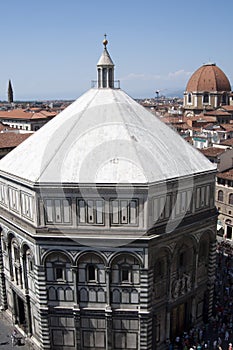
left=97, top=34, right=115, bottom=88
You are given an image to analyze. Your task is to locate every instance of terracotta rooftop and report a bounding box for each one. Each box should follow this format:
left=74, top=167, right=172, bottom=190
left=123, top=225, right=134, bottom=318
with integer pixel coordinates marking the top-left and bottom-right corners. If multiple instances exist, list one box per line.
left=0, top=132, right=32, bottom=149
left=172, top=123, right=190, bottom=130
left=186, top=63, right=231, bottom=92
left=204, top=110, right=231, bottom=117
left=202, top=123, right=216, bottom=130
left=221, top=105, right=233, bottom=112
left=184, top=136, right=193, bottom=143
left=220, top=138, right=233, bottom=146
left=185, top=114, right=217, bottom=122
left=200, top=147, right=226, bottom=157
left=0, top=122, right=16, bottom=132
left=0, top=109, right=57, bottom=121
left=217, top=168, right=233, bottom=180
left=161, top=116, right=184, bottom=124
left=219, top=124, right=233, bottom=132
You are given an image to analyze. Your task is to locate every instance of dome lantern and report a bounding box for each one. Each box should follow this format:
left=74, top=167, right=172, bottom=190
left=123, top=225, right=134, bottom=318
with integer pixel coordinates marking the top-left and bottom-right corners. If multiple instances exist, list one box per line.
left=97, top=34, right=115, bottom=88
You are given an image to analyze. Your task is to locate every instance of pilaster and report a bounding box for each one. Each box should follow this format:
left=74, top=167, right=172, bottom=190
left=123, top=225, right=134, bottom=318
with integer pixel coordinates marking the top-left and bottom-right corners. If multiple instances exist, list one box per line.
left=73, top=308, right=81, bottom=349
left=207, top=240, right=217, bottom=319
left=105, top=308, right=112, bottom=350
left=139, top=268, right=152, bottom=349
left=0, top=232, right=7, bottom=310
left=34, top=265, right=51, bottom=349
left=139, top=310, right=153, bottom=350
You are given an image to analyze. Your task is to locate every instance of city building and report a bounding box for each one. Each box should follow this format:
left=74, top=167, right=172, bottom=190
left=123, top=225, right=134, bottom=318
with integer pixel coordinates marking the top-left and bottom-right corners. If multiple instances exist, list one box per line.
left=200, top=147, right=233, bottom=171
left=0, top=131, right=32, bottom=159
left=216, top=169, right=233, bottom=238
left=0, top=108, right=57, bottom=131
left=0, top=123, right=32, bottom=158
left=0, top=39, right=217, bottom=350
left=183, top=63, right=232, bottom=117
left=199, top=146, right=233, bottom=239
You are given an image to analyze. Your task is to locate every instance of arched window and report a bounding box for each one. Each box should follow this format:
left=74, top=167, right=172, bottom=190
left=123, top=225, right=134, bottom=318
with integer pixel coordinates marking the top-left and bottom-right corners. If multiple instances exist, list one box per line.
left=121, top=289, right=130, bottom=303
left=110, top=254, right=140, bottom=285
left=218, top=190, right=224, bottom=202
left=103, top=68, right=107, bottom=88
left=97, top=288, right=105, bottom=302
left=57, top=287, right=65, bottom=301
left=179, top=252, right=185, bottom=267
left=45, top=252, right=72, bottom=282
left=11, top=240, right=22, bottom=287
left=48, top=287, right=56, bottom=300
left=188, top=93, right=192, bottom=104
left=80, top=288, right=88, bottom=302
left=203, top=93, right=209, bottom=104
left=13, top=245, right=20, bottom=262
left=154, top=258, right=166, bottom=282
left=65, top=287, right=73, bottom=301
left=87, top=264, right=96, bottom=282
left=112, top=289, right=120, bottom=303
left=89, top=288, right=97, bottom=302
left=98, top=68, right=101, bottom=88
left=198, top=240, right=208, bottom=264
left=120, top=264, right=131, bottom=283
left=177, top=249, right=187, bottom=274
left=109, top=68, right=113, bottom=88
left=131, top=289, right=139, bottom=304
left=222, top=93, right=227, bottom=105
left=229, top=193, right=233, bottom=205
left=27, top=252, right=34, bottom=274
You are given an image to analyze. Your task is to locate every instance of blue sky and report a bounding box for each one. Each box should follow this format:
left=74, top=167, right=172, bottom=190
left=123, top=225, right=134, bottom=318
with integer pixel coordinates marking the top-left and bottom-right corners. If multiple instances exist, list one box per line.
left=1, top=0, right=233, bottom=100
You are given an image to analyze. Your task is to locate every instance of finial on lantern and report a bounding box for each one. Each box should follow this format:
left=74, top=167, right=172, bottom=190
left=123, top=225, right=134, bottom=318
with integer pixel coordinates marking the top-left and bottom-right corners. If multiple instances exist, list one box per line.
left=103, top=33, right=108, bottom=48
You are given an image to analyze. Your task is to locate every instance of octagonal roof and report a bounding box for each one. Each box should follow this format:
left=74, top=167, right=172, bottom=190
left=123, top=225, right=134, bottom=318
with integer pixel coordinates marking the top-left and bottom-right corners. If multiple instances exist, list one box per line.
left=0, top=88, right=215, bottom=186
left=0, top=40, right=216, bottom=186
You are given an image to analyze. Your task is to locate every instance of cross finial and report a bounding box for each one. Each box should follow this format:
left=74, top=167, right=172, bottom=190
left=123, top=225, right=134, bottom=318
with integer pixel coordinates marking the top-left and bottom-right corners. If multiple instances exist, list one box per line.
left=103, top=33, right=108, bottom=48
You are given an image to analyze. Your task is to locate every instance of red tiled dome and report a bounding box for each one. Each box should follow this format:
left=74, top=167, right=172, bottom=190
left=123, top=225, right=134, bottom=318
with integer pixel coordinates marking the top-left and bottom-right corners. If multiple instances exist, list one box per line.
left=186, top=63, right=231, bottom=92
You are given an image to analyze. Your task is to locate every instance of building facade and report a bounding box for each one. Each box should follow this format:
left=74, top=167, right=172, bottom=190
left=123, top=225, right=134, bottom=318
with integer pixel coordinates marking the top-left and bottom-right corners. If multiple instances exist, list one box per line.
left=0, top=39, right=217, bottom=350
left=216, top=169, right=233, bottom=239
left=0, top=108, right=57, bottom=131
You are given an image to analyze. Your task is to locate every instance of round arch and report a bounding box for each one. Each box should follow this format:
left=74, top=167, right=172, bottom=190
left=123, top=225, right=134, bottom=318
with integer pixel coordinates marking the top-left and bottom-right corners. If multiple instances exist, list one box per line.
left=75, top=250, right=107, bottom=266
left=42, top=250, right=73, bottom=265
left=171, top=235, right=197, bottom=276
left=20, top=242, right=32, bottom=255
left=200, top=229, right=216, bottom=244
left=7, top=231, right=17, bottom=245
left=173, top=234, right=198, bottom=254
left=109, top=251, right=143, bottom=268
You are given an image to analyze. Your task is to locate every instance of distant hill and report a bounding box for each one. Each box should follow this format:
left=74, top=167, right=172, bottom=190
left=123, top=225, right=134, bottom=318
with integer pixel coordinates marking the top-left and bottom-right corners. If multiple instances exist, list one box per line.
left=164, top=88, right=184, bottom=98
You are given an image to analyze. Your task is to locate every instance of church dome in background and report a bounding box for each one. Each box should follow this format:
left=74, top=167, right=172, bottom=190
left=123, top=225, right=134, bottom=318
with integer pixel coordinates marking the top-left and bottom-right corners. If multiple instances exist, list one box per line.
left=186, top=63, right=231, bottom=92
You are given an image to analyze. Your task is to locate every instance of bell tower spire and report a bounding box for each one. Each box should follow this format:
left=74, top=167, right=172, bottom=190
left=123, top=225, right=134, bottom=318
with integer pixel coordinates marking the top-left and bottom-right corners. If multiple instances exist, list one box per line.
left=97, top=34, right=115, bottom=88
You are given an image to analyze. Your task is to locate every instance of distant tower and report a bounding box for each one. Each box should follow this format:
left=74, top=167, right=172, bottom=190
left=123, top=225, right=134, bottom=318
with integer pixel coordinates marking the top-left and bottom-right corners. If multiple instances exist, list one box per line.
left=8, top=79, right=13, bottom=103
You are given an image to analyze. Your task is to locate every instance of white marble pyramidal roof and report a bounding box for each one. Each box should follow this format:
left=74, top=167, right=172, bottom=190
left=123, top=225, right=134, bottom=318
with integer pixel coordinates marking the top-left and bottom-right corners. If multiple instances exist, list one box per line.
left=97, top=46, right=114, bottom=66
left=0, top=41, right=216, bottom=186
